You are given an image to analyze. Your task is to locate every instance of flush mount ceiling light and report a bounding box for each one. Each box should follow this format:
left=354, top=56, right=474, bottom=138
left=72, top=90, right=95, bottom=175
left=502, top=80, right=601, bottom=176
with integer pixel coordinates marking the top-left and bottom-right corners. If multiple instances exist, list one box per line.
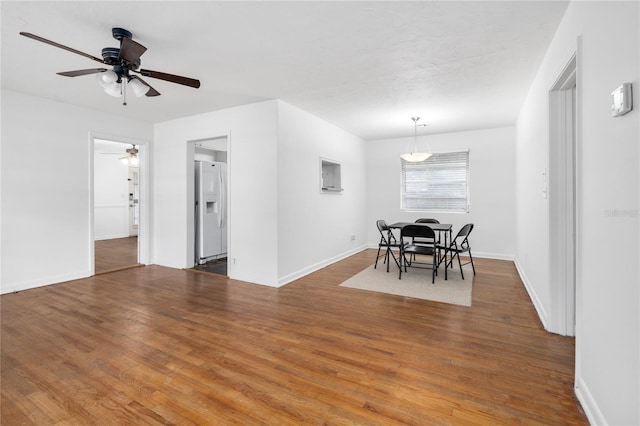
left=401, top=117, right=432, bottom=162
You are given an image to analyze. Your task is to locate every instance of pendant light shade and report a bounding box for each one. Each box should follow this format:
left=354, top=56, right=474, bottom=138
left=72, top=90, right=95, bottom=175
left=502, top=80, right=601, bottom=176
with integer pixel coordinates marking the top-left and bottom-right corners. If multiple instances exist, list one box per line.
left=400, top=152, right=432, bottom=162
left=401, top=116, right=432, bottom=162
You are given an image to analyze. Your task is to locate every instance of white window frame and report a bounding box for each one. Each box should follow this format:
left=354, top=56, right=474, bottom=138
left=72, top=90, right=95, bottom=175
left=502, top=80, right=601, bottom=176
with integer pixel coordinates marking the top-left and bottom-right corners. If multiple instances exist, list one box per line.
left=401, top=150, right=470, bottom=213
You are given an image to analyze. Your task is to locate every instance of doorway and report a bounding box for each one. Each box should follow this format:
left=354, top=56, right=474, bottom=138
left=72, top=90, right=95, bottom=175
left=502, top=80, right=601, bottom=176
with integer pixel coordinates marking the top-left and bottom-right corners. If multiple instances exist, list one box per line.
left=93, top=138, right=142, bottom=274
left=549, top=55, right=578, bottom=336
left=188, top=136, right=229, bottom=276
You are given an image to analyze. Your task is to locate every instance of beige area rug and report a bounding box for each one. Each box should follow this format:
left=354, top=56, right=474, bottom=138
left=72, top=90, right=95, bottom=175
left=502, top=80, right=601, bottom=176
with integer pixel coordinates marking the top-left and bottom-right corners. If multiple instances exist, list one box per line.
left=340, top=261, right=474, bottom=306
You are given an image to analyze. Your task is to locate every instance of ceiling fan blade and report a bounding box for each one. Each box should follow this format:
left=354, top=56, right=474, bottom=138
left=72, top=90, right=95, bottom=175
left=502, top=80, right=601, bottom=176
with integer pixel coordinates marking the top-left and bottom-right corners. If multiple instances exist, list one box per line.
left=134, top=76, right=161, bottom=97
left=19, top=32, right=104, bottom=64
left=119, top=37, right=147, bottom=65
left=57, top=68, right=107, bottom=77
left=138, top=69, right=200, bottom=89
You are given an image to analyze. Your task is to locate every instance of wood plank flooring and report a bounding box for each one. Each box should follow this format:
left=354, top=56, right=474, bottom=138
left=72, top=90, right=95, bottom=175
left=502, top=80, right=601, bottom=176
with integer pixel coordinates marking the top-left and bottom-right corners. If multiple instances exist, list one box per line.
left=1, top=250, right=587, bottom=425
left=94, top=236, right=140, bottom=275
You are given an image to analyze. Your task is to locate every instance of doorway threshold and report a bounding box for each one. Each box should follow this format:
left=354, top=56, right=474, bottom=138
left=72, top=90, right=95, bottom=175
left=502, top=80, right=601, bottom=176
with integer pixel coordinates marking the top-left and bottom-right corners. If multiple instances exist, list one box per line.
left=95, top=263, right=145, bottom=276
left=189, top=257, right=228, bottom=276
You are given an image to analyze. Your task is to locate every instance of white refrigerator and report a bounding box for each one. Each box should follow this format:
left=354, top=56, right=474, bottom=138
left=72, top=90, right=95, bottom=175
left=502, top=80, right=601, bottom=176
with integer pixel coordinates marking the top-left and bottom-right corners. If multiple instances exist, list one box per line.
left=195, top=161, right=227, bottom=264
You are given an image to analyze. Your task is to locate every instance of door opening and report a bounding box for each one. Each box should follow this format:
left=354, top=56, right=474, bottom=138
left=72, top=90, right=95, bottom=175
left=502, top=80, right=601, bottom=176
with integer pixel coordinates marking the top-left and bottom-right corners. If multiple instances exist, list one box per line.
left=187, top=136, right=229, bottom=276
left=93, top=138, right=143, bottom=274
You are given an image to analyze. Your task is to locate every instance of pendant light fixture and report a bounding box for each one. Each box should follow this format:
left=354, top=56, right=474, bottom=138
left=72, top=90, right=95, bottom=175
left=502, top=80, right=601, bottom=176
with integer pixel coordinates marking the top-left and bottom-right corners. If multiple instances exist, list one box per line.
left=401, top=116, right=432, bottom=162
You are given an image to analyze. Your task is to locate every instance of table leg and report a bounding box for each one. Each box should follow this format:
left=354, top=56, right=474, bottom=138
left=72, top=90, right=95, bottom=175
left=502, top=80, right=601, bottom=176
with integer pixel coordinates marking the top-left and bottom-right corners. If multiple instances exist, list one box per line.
left=444, top=230, right=448, bottom=280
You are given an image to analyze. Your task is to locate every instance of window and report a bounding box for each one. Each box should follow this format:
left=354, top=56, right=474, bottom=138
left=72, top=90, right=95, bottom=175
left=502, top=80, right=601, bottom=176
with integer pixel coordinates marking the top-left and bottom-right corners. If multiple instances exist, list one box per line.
left=401, top=150, right=470, bottom=212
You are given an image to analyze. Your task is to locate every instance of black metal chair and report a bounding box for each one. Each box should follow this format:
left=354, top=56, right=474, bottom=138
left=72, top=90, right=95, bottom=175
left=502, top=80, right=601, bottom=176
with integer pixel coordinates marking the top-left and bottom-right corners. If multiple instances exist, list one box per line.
left=374, top=220, right=403, bottom=272
left=399, top=224, right=438, bottom=283
left=412, top=218, right=441, bottom=246
left=415, top=218, right=440, bottom=224
left=439, top=223, right=475, bottom=279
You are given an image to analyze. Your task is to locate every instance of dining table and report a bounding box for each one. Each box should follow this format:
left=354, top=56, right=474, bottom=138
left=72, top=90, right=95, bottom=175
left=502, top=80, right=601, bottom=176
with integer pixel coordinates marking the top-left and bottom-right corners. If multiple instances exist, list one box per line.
left=387, top=222, right=453, bottom=280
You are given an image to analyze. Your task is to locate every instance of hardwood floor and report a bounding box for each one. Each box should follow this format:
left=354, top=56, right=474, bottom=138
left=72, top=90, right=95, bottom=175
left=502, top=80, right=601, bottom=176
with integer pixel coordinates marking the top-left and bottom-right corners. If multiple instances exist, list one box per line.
left=95, top=236, right=141, bottom=274
left=1, top=251, right=587, bottom=425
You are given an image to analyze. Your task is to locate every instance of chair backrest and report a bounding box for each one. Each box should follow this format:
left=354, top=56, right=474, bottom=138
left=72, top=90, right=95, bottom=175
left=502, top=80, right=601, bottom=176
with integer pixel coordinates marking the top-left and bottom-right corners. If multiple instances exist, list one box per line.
left=415, top=218, right=440, bottom=224
left=376, top=219, right=389, bottom=234
left=454, top=223, right=474, bottom=246
left=401, top=224, right=435, bottom=241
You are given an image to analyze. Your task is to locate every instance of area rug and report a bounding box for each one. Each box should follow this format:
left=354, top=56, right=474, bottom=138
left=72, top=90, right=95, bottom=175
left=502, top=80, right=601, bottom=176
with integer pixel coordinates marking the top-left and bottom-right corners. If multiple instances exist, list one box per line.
left=340, top=262, right=474, bottom=306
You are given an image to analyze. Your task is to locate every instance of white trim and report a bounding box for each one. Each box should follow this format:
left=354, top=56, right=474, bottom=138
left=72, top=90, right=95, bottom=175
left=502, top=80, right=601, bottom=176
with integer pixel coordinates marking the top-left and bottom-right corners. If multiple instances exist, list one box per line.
left=94, top=234, right=131, bottom=241
left=471, top=251, right=514, bottom=261
left=89, top=132, right=151, bottom=276
left=575, top=376, right=607, bottom=426
left=278, top=246, right=368, bottom=287
left=514, top=257, right=550, bottom=330
left=1, top=270, right=91, bottom=295
left=365, top=244, right=514, bottom=262
left=186, top=132, right=231, bottom=270
left=548, top=53, right=578, bottom=337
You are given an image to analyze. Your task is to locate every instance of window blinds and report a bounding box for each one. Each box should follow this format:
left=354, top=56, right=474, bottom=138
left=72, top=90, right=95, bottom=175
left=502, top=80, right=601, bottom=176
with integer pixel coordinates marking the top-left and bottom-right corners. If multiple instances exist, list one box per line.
left=401, top=150, right=470, bottom=212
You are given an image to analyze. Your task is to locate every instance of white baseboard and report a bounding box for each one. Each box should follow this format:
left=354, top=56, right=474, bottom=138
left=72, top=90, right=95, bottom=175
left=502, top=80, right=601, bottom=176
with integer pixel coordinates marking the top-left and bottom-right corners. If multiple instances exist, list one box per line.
left=366, top=244, right=514, bottom=261
left=472, top=251, right=514, bottom=261
left=513, top=257, right=549, bottom=330
left=95, top=233, right=131, bottom=241
left=277, top=245, right=368, bottom=287
left=0, top=269, right=91, bottom=295
left=575, top=375, right=606, bottom=425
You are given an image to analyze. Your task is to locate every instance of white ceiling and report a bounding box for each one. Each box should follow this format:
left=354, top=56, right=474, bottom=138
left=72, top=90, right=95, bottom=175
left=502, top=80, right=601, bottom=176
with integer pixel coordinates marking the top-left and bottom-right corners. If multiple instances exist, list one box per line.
left=1, top=1, right=569, bottom=140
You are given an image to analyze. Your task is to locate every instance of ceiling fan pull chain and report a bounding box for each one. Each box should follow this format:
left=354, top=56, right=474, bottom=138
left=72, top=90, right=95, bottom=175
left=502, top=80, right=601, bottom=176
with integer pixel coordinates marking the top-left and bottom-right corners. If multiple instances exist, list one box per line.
left=122, top=77, right=127, bottom=106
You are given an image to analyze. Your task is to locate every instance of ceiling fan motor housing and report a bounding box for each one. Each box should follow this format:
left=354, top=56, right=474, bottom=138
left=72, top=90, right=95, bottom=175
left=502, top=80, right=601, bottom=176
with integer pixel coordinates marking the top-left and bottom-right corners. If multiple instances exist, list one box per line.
left=112, top=27, right=132, bottom=41
left=101, top=49, right=141, bottom=76
left=101, top=47, right=120, bottom=65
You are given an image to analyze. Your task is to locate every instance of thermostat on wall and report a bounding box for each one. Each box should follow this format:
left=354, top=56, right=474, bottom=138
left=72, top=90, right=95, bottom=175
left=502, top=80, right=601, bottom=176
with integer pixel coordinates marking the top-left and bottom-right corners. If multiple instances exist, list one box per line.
left=611, top=83, right=633, bottom=117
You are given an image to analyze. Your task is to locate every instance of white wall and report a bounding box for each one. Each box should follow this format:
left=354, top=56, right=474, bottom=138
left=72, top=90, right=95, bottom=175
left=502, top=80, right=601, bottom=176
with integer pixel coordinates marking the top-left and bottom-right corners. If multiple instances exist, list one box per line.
left=0, top=90, right=152, bottom=293
left=276, top=101, right=367, bottom=285
left=153, top=100, right=280, bottom=285
left=515, top=2, right=639, bottom=424
left=153, top=100, right=368, bottom=288
left=94, top=146, right=130, bottom=240
left=366, top=126, right=516, bottom=259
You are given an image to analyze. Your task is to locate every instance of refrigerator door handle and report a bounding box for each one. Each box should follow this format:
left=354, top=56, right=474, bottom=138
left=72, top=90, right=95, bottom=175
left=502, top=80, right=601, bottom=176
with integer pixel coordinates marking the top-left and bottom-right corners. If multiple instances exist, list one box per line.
left=218, top=170, right=225, bottom=229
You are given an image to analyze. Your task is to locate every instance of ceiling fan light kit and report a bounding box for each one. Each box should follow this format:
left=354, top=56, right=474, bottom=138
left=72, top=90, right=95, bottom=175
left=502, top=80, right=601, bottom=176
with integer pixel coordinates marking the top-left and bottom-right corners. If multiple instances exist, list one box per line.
left=20, top=27, right=200, bottom=106
left=120, top=145, right=139, bottom=166
left=129, top=77, right=151, bottom=97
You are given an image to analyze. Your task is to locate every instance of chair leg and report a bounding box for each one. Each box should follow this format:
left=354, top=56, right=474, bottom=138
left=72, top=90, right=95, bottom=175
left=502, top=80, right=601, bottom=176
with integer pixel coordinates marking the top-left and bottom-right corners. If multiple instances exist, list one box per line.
left=388, top=248, right=401, bottom=272
left=457, top=250, right=464, bottom=280
left=432, top=252, right=436, bottom=284
left=468, top=250, right=476, bottom=275
left=374, top=245, right=382, bottom=269
left=386, top=247, right=391, bottom=272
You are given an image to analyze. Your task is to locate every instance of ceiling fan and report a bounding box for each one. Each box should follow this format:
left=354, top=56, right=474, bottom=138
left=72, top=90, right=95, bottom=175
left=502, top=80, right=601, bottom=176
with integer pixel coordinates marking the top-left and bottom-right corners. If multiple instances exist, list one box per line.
left=101, top=144, right=139, bottom=165
left=20, top=27, right=200, bottom=105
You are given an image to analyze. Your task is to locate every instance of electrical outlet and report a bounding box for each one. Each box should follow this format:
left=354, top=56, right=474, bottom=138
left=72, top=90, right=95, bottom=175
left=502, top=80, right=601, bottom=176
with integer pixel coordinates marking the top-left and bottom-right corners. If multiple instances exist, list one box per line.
left=350, top=235, right=356, bottom=241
